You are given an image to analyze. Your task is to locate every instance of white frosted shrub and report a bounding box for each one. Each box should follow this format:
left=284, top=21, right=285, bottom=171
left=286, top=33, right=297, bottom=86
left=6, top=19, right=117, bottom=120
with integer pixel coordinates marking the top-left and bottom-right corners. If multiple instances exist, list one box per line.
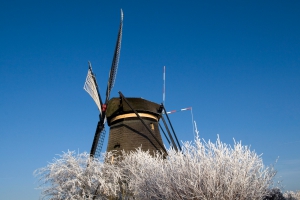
left=120, top=135, right=276, bottom=200
left=284, top=190, right=300, bottom=200
left=34, top=151, right=121, bottom=200
left=35, top=136, right=277, bottom=200
left=119, top=148, right=166, bottom=199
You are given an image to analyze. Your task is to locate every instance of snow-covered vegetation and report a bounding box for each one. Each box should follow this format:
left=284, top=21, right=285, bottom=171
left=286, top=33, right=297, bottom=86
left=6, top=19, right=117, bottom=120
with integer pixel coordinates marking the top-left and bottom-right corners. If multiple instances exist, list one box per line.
left=34, top=134, right=298, bottom=200
left=120, top=136, right=275, bottom=199
left=34, top=151, right=122, bottom=199
left=284, top=190, right=300, bottom=200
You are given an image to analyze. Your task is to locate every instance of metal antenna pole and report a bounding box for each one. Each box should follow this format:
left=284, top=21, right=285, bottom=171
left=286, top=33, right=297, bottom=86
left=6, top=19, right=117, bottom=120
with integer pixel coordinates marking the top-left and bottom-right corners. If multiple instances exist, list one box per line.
left=163, top=66, right=166, bottom=107
left=191, top=107, right=195, bottom=139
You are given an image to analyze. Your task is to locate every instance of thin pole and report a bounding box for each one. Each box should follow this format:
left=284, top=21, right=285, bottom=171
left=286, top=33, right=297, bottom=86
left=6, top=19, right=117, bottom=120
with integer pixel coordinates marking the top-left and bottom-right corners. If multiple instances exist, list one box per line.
left=191, top=107, right=195, bottom=138
left=165, top=107, right=195, bottom=139
left=163, top=66, right=166, bottom=107
left=194, top=121, right=199, bottom=139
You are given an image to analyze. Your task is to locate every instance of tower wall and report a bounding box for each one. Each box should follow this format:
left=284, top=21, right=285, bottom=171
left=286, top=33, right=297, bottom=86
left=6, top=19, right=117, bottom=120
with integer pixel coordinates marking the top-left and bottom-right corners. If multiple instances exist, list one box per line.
left=106, top=98, right=165, bottom=155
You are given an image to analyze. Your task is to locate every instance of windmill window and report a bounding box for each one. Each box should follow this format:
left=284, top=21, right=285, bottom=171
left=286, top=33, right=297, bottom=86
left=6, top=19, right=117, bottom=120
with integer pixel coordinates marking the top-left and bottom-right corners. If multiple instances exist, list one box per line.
left=150, top=123, right=154, bottom=130
left=114, top=144, right=120, bottom=149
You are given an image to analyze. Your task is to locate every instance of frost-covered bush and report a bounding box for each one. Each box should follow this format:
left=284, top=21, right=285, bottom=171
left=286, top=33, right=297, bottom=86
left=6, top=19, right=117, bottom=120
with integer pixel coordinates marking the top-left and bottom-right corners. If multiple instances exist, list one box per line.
left=35, top=136, right=278, bottom=200
left=120, top=136, right=276, bottom=200
left=263, top=188, right=285, bottom=200
left=34, top=151, right=122, bottom=199
left=262, top=189, right=300, bottom=200
left=284, top=190, right=300, bottom=200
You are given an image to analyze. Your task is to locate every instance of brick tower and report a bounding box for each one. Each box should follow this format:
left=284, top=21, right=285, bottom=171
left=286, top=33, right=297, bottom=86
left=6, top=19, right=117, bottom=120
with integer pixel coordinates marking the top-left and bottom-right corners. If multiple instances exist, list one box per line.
left=106, top=97, right=165, bottom=155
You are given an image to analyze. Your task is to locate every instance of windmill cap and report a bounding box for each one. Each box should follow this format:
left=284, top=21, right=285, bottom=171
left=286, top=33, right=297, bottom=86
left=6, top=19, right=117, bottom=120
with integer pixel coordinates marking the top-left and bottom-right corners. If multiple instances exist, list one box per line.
left=106, top=97, right=161, bottom=125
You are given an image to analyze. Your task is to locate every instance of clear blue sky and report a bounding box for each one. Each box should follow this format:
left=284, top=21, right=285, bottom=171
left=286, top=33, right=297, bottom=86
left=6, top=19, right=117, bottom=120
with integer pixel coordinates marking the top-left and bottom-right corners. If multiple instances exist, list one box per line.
left=1, top=1, right=299, bottom=199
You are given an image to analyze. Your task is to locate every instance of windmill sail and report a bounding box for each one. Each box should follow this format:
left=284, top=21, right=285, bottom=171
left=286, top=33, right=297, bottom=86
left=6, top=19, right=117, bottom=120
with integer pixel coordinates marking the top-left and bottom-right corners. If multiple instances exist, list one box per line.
left=105, top=9, right=123, bottom=104
left=89, top=10, right=124, bottom=157
left=83, top=63, right=102, bottom=115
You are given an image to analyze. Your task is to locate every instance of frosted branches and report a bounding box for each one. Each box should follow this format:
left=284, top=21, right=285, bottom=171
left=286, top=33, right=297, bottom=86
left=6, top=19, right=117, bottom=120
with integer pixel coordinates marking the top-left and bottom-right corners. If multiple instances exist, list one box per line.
left=34, top=151, right=121, bottom=199
left=35, top=137, right=278, bottom=200
left=121, top=136, right=276, bottom=200
left=284, top=190, right=300, bottom=200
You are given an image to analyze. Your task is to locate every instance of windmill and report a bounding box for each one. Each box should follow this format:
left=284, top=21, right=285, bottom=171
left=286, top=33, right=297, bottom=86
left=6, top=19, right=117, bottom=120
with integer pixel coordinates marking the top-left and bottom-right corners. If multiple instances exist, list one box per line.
left=84, top=10, right=181, bottom=158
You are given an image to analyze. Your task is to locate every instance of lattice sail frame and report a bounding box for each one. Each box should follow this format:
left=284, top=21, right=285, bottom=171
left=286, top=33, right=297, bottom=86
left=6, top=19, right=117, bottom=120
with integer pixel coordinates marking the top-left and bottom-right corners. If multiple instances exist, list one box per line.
left=105, top=9, right=123, bottom=104
left=95, top=129, right=106, bottom=158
